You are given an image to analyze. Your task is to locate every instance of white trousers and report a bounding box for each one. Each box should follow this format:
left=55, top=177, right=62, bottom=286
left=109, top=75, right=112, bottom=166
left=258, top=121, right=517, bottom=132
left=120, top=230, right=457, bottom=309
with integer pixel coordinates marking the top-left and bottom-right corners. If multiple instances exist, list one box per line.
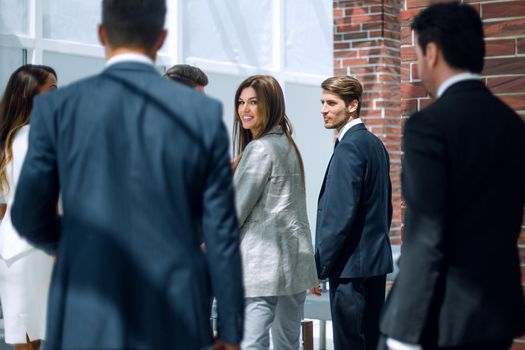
left=242, top=291, right=306, bottom=350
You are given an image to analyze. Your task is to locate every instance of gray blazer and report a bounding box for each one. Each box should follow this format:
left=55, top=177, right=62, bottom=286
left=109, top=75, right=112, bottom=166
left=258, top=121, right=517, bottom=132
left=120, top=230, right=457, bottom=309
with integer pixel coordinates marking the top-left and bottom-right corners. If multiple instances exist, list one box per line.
left=234, top=126, right=317, bottom=298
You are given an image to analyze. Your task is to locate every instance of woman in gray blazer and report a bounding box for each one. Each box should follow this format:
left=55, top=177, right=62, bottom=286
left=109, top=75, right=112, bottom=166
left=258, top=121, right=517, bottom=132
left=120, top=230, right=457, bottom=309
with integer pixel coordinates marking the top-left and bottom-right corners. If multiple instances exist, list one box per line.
left=232, top=75, right=317, bottom=350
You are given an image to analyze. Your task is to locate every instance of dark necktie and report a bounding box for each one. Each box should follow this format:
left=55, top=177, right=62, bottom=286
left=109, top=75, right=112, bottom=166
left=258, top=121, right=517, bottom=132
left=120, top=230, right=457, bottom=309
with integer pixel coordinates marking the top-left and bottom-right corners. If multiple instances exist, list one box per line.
left=334, top=139, right=339, bottom=150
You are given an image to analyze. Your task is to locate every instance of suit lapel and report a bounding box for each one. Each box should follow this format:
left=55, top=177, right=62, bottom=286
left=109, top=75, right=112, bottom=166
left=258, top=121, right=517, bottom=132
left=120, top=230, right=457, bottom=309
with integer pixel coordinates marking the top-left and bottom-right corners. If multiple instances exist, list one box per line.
left=318, top=153, right=334, bottom=201
left=318, top=123, right=366, bottom=202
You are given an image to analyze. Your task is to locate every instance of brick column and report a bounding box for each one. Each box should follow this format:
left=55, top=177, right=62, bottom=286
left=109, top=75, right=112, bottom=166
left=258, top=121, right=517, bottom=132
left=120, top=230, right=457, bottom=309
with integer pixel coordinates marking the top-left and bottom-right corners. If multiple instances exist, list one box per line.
left=333, top=0, right=404, bottom=243
left=400, top=1, right=525, bottom=349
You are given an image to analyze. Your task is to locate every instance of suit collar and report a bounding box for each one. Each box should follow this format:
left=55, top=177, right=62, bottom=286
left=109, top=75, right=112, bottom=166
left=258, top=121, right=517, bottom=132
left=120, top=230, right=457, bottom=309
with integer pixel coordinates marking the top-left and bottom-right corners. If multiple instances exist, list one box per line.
left=437, top=72, right=481, bottom=97
left=338, top=117, right=363, bottom=141
left=440, top=79, right=486, bottom=98
left=105, top=52, right=154, bottom=68
left=266, top=125, right=283, bottom=135
left=340, top=123, right=366, bottom=142
left=102, top=61, right=159, bottom=76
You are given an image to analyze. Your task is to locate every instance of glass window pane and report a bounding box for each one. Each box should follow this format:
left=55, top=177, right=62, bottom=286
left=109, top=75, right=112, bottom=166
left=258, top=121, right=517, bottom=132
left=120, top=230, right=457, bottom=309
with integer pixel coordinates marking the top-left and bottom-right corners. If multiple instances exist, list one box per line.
left=285, top=82, right=333, bottom=233
left=0, top=47, right=25, bottom=93
left=43, top=51, right=105, bottom=87
left=183, top=0, right=273, bottom=69
left=43, top=0, right=101, bottom=45
left=285, top=0, right=332, bottom=75
left=0, top=0, right=30, bottom=35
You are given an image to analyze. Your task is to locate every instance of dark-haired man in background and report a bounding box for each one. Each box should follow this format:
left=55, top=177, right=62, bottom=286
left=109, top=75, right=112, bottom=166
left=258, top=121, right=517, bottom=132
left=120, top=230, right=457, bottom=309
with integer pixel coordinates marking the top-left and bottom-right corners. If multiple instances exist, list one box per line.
left=380, top=2, right=525, bottom=350
left=164, top=64, right=209, bottom=92
left=12, top=0, right=244, bottom=349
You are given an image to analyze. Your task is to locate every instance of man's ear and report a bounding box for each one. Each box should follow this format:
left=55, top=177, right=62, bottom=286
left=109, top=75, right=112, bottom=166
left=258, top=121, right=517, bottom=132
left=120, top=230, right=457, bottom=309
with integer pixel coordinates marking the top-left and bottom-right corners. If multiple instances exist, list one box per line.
left=98, top=24, right=107, bottom=47
left=154, top=29, right=168, bottom=52
left=425, top=42, right=439, bottom=68
left=347, top=99, right=359, bottom=115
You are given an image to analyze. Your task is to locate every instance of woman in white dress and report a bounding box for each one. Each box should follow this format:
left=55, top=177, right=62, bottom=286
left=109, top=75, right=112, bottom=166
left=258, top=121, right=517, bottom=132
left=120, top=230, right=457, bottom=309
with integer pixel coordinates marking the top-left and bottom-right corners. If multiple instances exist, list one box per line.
left=232, top=75, right=318, bottom=350
left=0, top=64, right=57, bottom=350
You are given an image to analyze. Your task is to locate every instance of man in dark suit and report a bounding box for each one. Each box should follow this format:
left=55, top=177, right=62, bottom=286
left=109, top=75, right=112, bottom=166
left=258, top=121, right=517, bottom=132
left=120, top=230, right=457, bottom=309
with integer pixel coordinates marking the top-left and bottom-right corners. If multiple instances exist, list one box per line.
left=11, top=0, right=244, bottom=349
left=380, top=3, right=525, bottom=350
left=315, top=76, right=393, bottom=350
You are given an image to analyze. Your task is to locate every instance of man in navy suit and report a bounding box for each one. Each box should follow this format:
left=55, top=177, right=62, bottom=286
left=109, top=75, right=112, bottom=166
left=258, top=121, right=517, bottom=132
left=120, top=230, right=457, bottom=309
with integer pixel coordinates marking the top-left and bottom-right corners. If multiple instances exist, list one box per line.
left=315, top=76, right=393, bottom=350
left=380, top=3, right=525, bottom=350
left=11, top=0, right=244, bottom=349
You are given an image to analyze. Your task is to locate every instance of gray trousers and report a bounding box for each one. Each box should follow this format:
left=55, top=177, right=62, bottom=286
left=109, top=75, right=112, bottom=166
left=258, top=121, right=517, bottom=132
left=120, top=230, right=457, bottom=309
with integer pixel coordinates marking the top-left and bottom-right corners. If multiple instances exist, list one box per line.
left=241, top=291, right=306, bottom=350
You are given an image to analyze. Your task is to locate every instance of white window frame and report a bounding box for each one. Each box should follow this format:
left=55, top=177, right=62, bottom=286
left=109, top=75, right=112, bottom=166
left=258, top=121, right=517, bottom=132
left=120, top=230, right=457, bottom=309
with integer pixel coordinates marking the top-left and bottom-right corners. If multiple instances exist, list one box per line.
left=1, top=0, right=330, bottom=86
left=182, top=0, right=330, bottom=88
left=0, top=0, right=175, bottom=69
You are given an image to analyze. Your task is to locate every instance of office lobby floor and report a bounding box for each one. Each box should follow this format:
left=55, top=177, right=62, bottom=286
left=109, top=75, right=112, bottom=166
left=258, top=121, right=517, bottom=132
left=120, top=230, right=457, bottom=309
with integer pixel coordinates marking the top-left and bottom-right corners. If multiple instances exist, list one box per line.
left=305, top=319, right=334, bottom=350
left=0, top=319, right=335, bottom=350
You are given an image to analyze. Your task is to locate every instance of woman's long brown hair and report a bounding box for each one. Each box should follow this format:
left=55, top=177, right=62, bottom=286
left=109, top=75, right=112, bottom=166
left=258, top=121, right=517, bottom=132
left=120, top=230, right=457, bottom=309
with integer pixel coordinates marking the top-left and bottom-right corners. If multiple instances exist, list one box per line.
left=232, top=75, right=305, bottom=183
left=0, top=64, right=56, bottom=194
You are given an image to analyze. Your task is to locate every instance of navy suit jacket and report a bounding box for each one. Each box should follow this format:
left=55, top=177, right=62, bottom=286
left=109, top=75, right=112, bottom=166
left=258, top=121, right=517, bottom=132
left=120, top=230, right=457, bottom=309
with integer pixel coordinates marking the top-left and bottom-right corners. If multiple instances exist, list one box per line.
left=12, top=62, right=244, bottom=349
left=380, top=80, right=525, bottom=347
left=315, top=123, right=393, bottom=280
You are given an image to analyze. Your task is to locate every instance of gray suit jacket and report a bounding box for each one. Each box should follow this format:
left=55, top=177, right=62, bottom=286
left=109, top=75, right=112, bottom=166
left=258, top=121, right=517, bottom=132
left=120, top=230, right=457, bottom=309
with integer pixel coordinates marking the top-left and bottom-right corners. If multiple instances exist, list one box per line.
left=234, top=126, right=317, bottom=297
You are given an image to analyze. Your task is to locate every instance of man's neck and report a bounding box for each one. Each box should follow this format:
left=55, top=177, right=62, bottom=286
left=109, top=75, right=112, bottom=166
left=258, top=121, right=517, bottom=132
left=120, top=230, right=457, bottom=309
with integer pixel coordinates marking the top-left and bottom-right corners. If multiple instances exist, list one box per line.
left=105, top=47, right=156, bottom=62
left=337, top=117, right=363, bottom=141
left=435, top=70, right=480, bottom=98
left=430, top=66, right=469, bottom=97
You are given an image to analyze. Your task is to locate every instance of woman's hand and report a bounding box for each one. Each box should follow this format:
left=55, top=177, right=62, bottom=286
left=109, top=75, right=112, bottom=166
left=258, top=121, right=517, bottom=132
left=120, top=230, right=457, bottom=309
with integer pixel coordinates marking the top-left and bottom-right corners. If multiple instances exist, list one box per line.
left=230, top=155, right=241, bottom=171
left=212, top=338, right=240, bottom=350
left=309, top=280, right=322, bottom=296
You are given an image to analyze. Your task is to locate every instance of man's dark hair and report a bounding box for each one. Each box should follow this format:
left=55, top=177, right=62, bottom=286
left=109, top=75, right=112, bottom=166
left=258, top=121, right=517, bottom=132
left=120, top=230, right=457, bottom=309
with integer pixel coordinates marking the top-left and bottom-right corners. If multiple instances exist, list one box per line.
left=164, top=65, right=209, bottom=88
left=102, top=0, right=166, bottom=50
left=321, top=76, right=363, bottom=116
left=411, top=2, right=485, bottom=73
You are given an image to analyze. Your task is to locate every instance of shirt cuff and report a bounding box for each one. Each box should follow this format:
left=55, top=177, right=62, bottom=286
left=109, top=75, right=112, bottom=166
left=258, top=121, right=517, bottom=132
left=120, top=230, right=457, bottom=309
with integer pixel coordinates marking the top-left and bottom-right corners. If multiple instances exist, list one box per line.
left=386, top=338, right=422, bottom=350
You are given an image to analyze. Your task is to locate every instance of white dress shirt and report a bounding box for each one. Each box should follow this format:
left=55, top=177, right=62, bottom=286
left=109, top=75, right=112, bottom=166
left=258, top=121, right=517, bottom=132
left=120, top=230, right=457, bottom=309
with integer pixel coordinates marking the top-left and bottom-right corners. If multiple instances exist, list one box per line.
left=338, top=117, right=363, bottom=141
left=105, top=52, right=153, bottom=68
left=437, top=72, right=481, bottom=98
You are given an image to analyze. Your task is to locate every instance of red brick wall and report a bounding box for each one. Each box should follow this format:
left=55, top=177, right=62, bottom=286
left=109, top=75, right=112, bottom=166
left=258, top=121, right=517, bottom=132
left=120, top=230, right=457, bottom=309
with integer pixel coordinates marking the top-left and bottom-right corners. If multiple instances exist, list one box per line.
left=335, top=0, right=525, bottom=347
left=333, top=0, right=404, bottom=243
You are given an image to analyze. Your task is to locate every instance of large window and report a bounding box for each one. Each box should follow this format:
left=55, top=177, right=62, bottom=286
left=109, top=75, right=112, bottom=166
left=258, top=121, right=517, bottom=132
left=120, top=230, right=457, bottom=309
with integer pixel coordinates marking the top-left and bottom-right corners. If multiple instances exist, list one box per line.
left=0, top=0, right=333, bottom=231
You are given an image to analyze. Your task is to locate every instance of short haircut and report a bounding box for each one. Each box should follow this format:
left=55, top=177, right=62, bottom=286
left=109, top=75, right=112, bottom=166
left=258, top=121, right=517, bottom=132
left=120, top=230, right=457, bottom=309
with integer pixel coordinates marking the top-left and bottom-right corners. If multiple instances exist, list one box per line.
left=321, top=76, right=363, bottom=116
left=411, top=2, right=485, bottom=74
left=102, top=0, right=166, bottom=50
left=164, top=65, right=209, bottom=88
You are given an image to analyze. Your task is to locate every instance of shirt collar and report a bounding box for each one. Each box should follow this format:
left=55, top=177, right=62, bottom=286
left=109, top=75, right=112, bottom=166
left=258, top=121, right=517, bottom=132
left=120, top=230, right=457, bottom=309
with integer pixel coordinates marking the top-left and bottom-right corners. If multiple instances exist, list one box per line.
left=338, top=118, right=363, bottom=141
left=105, top=52, right=154, bottom=68
left=437, top=72, right=481, bottom=98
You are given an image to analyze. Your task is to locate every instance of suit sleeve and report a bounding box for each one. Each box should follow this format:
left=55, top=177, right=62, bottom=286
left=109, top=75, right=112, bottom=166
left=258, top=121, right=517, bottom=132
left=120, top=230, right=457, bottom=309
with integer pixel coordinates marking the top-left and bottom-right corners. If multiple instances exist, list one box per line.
left=201, top=106, right=244, bottom=345
left=11, top=95, right=60, bottom=255
left=233, top=140, right=271, bottom=229
left=315, top=141, right=364, bottom=279
left=380, top=112, right=448, bottom=343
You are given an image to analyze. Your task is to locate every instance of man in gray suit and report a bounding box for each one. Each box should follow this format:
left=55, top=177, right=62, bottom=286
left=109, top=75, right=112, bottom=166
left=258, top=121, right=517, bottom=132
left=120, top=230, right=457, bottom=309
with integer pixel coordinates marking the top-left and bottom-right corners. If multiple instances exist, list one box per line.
left=11, top=0, right=244, bottom=349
